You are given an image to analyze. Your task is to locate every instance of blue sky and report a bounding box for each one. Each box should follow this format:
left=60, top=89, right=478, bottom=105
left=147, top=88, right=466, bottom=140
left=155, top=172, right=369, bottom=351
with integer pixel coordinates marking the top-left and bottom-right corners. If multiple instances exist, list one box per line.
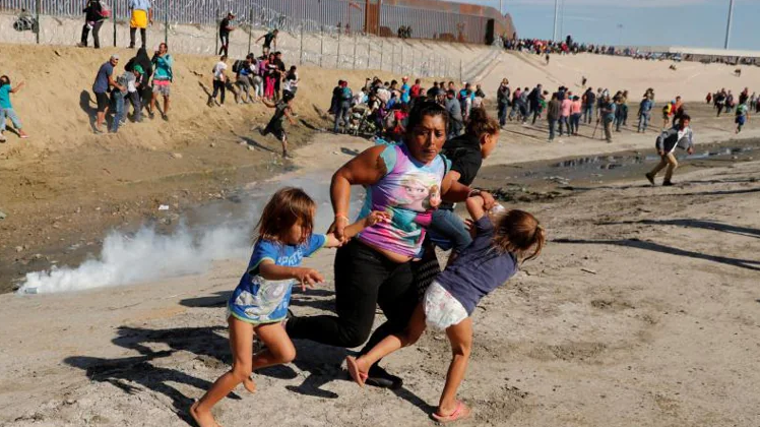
left=464, top=0, right=759, bottom=51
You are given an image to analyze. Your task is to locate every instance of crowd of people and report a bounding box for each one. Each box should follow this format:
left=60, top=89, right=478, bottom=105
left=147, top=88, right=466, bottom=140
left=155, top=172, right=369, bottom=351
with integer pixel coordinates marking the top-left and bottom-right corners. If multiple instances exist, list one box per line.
left=708, top=87, right=755, bottom=133
left=503, top=34, right=684, bottom=62
left=90, top=43, right=173, bottom=134
left=328, top=77, right=488, bottom=141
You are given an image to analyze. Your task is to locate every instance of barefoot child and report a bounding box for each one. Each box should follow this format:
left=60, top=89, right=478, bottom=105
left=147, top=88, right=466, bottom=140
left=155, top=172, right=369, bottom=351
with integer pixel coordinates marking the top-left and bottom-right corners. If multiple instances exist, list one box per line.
left=347, top=195, right=545, bottom=423
left=191, top=187, right=388, bottom=427
left=0, top=75, right=29, bottom=142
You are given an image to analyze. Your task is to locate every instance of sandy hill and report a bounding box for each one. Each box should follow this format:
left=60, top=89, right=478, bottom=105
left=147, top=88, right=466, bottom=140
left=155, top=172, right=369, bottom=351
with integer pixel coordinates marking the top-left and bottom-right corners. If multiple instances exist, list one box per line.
left=480, top=51, right=759, bottom=103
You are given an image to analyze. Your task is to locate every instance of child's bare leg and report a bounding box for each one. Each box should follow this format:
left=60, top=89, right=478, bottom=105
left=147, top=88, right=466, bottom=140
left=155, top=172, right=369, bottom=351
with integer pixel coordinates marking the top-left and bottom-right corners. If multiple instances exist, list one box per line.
left=280, top=136, right=289, bottom=158
left=437, top=317, right=473, bottom=416
left=244, top=322, right=296, bottom=392
left=353, top=304, right=427, bottom=374
left=192, top=317, right=253, bottom=427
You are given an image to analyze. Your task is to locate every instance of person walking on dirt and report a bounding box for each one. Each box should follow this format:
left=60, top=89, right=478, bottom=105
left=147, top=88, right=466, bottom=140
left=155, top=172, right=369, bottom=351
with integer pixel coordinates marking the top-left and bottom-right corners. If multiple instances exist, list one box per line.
left=715, top=89, right=726, bottom=117
left=546, top=93, right=561, bottom=142
left=528, top=84, right=542, bottom=123
left=582, top=87, right=595, bottom=124
left=637, top=94, right=653, bottom=133
left=128, top=0, right=152, bottom=49
left=149, top=43, right=173, bottom=121
left=218, top=11, right=235, bottom=56
left=559, top=93, right=572, bottom=137
left=599, top=96, right=615, bottom=143
left=208, top=55, right=228, bottom=107
left=259, top=92, right=296, bottom=158
left=570, top=95, right=582, bottom=135
left=333, top=81, right=352, bottom=133
left=496, top=79, right=510, bottom=127
left=0, top=75, right=29, bottom=142
left=79, top=0, right=107, bottom=49
left=646, top=114, right=694, bottom=186
left=735, top=101, right=749, bottom=134
left=126, top=48, right=153, bottom=115
left=445, top=89, right=464, bottom=138
left=92, top=54, right=125, bottom=134
left=256, top=29, right=278, bottom=56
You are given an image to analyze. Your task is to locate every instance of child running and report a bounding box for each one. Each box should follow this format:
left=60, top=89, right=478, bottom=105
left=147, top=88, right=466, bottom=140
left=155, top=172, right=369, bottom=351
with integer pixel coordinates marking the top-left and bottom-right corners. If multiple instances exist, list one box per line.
left=191, top=187, right=388, bottom=427
left=259, top=91, right=295, bottom=158
left=735, top=101, right=749, bottom=134
left=346, top=194, right=545, bottom=423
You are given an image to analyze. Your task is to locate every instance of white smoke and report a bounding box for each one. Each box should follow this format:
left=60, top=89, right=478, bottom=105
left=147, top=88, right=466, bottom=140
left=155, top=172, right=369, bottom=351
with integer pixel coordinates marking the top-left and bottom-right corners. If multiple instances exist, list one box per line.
left=17, top=175, right=362, bottom=295
left=18, top=225, right=252, bottom=294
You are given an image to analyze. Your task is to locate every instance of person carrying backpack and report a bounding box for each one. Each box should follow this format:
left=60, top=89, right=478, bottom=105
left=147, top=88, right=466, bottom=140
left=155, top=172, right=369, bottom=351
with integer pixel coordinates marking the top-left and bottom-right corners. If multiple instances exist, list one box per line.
left=333, top=81, right=352, bottom=133
left=79, top=0, right=108, bottom=49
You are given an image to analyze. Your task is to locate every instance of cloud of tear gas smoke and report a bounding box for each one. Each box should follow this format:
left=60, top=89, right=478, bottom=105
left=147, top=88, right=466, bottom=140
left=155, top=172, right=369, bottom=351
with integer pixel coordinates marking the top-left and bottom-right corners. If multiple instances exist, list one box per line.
left=18, top=176, right=357, bottom=294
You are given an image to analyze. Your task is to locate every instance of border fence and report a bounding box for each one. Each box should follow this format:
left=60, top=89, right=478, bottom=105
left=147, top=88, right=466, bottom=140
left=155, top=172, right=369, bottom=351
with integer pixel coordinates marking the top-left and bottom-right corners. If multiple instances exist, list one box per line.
left=2, top=0, right=513, bottom=44
left=1, top=0, right=510, bottom=80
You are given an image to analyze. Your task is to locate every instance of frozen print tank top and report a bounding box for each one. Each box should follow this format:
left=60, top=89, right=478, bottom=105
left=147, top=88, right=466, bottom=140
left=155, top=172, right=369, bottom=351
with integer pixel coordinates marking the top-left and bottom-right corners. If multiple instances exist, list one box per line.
left=357, top=143, right=449, bottom=258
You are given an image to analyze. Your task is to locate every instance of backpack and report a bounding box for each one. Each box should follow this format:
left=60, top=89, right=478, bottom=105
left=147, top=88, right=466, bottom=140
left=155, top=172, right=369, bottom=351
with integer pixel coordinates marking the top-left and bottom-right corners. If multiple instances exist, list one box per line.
left=99, top=0, right=111, bottom=18
left=232, top=59, right=245, bottom=73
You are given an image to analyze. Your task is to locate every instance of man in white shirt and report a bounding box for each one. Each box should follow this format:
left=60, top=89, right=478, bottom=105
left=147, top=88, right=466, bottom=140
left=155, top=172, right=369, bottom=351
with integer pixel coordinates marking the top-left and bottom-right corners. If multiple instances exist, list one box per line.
left=208, top=55, right=228, bottom=106
left=646, top=114, right=695, bottom=186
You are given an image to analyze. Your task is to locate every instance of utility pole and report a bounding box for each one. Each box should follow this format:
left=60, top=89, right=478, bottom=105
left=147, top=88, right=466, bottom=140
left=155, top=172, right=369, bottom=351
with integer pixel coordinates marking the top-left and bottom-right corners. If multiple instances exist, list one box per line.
left=724, top=0, right=735, bottom=49
left=552, top=0, right=559, bottom=41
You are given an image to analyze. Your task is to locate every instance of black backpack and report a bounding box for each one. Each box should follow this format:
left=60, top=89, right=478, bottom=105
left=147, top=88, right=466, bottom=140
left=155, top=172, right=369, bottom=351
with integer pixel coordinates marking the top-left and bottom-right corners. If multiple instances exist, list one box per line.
left=232, top=59, right=245, bottom=73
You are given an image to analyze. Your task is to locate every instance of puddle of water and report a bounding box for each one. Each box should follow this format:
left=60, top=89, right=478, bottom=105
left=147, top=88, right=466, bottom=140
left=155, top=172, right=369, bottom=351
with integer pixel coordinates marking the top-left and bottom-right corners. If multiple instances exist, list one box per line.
left=478, top=138, right=760, bottom=191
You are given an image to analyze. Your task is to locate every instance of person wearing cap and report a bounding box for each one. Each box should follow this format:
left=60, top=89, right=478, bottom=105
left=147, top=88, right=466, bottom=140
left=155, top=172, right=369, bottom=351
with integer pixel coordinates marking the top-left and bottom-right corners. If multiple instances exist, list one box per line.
left=128, top=0, right=152, bottom=50
left=92, top=54, right=125, bottom=134
left=127, top=64, right=145, bottom=122
left=219, top=11, right=235, bottom=56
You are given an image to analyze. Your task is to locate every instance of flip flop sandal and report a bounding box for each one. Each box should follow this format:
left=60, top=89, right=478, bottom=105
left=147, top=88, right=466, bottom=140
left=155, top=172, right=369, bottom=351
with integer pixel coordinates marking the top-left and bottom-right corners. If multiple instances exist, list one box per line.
left=345, top=356, right=368, bottom=387
left=431, top=401, right=471, bottom=424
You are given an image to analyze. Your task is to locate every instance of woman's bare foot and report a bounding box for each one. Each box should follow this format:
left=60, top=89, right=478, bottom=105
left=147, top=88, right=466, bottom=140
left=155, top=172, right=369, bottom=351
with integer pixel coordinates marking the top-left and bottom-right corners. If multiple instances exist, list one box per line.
left=190, top=400, right=219, bottom=427
left=243, top=375, right=257, bottom=393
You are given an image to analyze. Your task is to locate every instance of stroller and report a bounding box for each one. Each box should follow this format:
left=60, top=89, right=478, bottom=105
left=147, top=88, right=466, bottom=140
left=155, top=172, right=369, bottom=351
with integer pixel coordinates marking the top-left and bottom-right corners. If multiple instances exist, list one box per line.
left=345, top=105, right=376, bottom=137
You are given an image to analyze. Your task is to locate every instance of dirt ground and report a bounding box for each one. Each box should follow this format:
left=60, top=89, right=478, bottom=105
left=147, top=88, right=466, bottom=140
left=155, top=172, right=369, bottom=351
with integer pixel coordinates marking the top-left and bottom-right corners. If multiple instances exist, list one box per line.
left=1, top=147, right=759, bottom=427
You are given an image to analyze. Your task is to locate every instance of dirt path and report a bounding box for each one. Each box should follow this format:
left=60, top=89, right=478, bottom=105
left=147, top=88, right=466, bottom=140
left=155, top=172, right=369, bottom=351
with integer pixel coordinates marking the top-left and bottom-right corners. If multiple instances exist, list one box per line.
left=1, top=156, right=758, bottom=426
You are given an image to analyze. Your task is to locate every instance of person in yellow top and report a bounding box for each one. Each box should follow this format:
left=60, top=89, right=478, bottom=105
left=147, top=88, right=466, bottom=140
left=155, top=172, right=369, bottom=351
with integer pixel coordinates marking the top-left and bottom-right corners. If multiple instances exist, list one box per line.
left=128, top=0, right=153, bottom=49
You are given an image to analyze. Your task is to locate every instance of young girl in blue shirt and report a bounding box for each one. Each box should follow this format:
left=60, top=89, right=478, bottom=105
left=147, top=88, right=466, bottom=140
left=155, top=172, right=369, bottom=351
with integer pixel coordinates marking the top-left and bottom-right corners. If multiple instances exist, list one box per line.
left=191, top=187, right=387, bottom=427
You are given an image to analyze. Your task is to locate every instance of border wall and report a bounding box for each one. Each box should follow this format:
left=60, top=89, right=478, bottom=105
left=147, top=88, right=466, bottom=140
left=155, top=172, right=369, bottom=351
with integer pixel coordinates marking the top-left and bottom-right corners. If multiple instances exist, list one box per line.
left=1, top=0, right=515, bottom=45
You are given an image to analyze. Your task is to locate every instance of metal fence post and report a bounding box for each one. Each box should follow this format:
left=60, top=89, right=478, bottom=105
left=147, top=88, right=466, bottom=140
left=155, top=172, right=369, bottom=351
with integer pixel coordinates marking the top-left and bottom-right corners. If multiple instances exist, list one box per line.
left=380, top=38, right=384, bottom=71
left=215, top=8, right=219, bottom=55
left=112, top=0, right=117, bottom=47
left=35, top=0, right=40, bottom=44
left=391, top=42, right=395, bottom=74
left=459, top=59, right=463, bottom=82
left=248, top=8, right=253, bottom=54
left=319, top=25, right=324, bottom=68
left=164, top=0, right=169, bottom=45
left=401, top=45, right=404, bottom=75
left=352, top=32, right=357, bottom=70
left=336, top=29, right=341, bottom=68
left=299, top=23, right=304, bottom=65
left=367, top=36, right=371, bottom=70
